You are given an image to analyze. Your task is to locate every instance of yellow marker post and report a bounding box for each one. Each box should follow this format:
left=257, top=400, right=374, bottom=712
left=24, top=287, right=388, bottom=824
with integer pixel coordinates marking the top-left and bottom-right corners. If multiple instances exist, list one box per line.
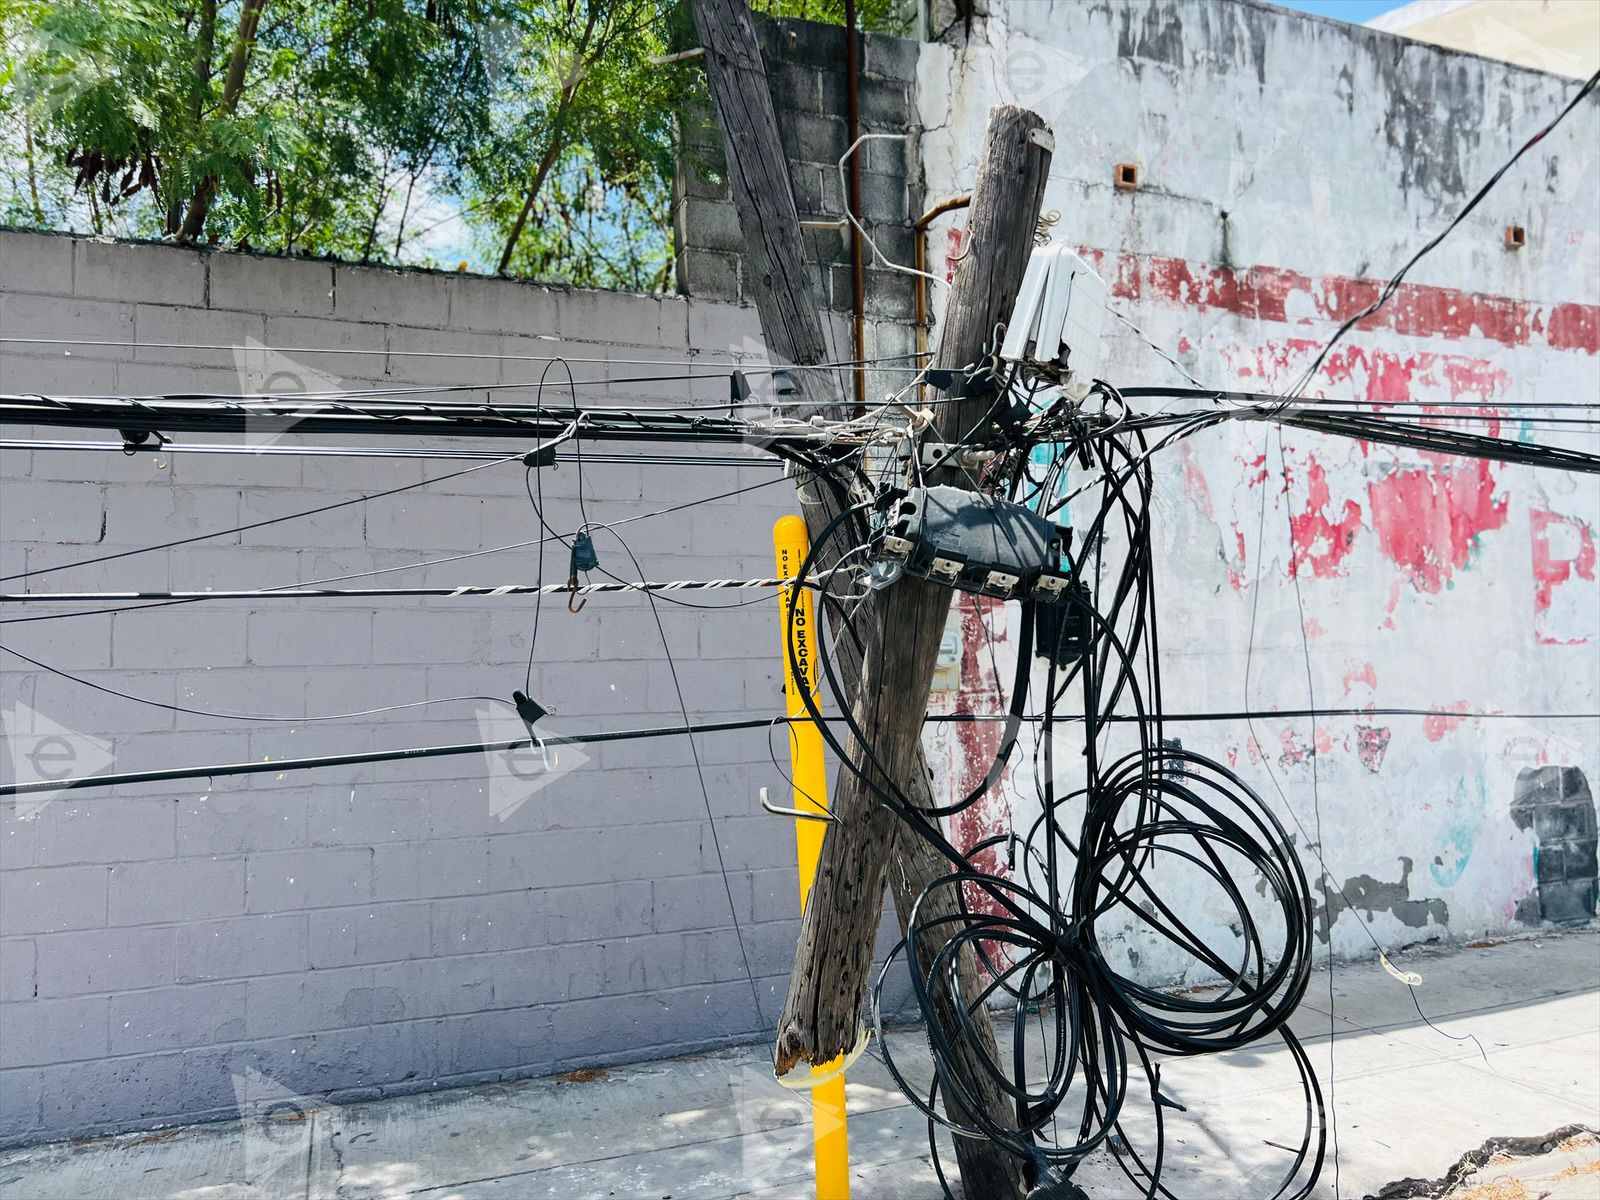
left=773, top=515, right=850, bottom=1200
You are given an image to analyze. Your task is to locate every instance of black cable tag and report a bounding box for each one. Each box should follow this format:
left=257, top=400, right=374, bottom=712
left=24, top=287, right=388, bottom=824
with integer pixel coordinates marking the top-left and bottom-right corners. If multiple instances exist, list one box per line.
left=511, top=690, right=547, bottom=735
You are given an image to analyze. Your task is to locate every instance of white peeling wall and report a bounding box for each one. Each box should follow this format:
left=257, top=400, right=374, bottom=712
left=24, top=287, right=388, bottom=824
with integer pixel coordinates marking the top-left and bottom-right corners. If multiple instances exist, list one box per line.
left=916, top=0, right=1600, bottom=974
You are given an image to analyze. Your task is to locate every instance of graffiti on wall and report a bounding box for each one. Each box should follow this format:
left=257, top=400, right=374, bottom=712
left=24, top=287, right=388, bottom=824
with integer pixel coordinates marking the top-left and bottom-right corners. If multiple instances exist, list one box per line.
left=1511, top=767, right=1599, bottom=924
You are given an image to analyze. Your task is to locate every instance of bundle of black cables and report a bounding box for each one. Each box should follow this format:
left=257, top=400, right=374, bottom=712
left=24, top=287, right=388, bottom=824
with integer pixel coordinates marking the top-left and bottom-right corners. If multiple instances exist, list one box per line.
left=782, top=384, right=1326, bottom=1199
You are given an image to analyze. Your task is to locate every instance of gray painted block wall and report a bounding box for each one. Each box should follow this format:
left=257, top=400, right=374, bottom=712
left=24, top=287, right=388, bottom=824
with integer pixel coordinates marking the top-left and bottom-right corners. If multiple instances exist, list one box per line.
left=674, top=14, right=922, bottom=408
left=0, top=230, right=906, bottom=1145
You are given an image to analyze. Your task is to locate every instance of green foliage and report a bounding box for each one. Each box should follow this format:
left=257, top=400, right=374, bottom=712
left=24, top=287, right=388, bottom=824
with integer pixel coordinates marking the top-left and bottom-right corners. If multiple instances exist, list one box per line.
left=456, top=0, right=696, bottom=289
left=2, top=0, right=909, bottom=289
left=747, top=0, right=916, bottom=36
left=0, top=0, right=699, bottom=290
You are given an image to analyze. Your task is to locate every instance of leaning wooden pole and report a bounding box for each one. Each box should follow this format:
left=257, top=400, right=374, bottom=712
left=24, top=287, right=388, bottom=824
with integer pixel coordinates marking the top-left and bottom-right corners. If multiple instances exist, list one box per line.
left=688, top=2, right=1041, bottom=1195
left=770, top=96, right=1051, bottom=1054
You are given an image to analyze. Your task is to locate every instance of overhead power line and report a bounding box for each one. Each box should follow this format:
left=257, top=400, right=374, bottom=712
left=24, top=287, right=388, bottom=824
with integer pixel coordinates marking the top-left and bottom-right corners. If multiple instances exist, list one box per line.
left=5, top=707, right=1589, bottom=799
left=0, top=437, right=783, bottom=467
left=0, top=576, right=807, bottom=604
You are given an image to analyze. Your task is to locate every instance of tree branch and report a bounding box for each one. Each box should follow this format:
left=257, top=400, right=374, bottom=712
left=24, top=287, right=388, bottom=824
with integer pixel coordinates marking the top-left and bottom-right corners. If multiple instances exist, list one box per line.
left=176, top=0, right=267, bottom=243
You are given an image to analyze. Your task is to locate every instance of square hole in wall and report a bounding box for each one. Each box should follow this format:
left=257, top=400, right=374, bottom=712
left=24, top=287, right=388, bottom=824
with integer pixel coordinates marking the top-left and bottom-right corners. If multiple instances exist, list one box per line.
left=1114, top=163, right=1140, bottom=191
left=1505, top=224, right=1526, bottom=249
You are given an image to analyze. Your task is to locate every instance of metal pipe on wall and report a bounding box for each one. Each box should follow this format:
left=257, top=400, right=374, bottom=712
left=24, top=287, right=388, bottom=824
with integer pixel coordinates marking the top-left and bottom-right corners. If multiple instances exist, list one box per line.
left=844, top=0, right=866, bottom=415
left=911, top=192, right=972, bottom=362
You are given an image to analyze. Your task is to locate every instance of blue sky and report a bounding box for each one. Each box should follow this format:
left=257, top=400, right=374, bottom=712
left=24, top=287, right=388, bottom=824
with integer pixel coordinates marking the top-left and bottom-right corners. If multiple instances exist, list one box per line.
left=1269, top=0, right=1409, bottom=22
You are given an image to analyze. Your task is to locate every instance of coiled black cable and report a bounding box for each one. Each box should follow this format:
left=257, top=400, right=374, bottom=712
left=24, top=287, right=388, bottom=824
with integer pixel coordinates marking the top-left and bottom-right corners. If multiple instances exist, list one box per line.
left=778, top=387, right=1325, bottom=1198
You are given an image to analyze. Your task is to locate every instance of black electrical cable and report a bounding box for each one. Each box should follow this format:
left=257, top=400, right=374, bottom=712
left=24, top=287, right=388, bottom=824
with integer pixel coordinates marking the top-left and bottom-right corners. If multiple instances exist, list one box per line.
left=0, top=644, right=513, bottom=724
left=0, top=436, right=785, bottom=466
left=0, top=458, right=825, bottom=627
left=1261, top=425, right=1343, bottom=1196
left=0, top=445, right=542, bottom=584
left=0, top=716, right=800, bottom=797
left=1280, top=66, right=1600, bottom=407
left=602, top=522, right=772, bottom=1035
left=763, top=375, right=1329, bottom=1197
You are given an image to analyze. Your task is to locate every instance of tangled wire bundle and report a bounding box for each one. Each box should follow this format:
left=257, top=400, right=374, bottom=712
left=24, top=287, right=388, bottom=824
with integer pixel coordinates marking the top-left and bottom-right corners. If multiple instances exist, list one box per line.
left=780, top=380, right=1327, bottom=1197
left=876, top=745, right=1324, bottom=1198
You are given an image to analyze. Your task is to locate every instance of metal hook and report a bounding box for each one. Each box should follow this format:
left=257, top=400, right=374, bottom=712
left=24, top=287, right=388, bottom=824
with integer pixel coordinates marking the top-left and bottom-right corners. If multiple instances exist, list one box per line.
left=565, top=576, right=587, bottom=614
left=759, top=785, right=838, bottom=824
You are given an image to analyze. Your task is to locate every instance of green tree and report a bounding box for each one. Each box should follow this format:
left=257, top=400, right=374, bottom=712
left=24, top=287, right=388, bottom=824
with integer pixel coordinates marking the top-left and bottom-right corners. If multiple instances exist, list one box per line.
left=1, top=0, right=695, bottom=288
left=747, top=0, right=915, bottom=35
left=0, top=0, right=887, bottom=291
left=462, top=0, right=690, bottom=287
left=0, top=0, right=501, bottom=252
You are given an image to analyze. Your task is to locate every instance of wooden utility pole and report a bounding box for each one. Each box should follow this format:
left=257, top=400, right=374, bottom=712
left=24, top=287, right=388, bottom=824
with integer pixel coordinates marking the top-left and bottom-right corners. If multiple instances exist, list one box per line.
left=770, top=87, right=1051, bottom=1127
left=689, top=2, right=1049, bottom=1195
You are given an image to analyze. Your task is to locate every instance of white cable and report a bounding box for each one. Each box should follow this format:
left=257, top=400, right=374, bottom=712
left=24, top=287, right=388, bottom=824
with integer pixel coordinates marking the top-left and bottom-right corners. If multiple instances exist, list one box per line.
left=835, top=134, right=949, bottom=294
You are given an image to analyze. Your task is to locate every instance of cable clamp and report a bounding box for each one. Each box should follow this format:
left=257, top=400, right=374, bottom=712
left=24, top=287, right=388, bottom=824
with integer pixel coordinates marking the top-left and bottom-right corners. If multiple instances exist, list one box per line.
left=915, top=440, right=998, bottom=472
left=879, top=535, right=914, bottom=563
left=119, top=428, right=168, bottom=456
left=728, top=369, right=751, bottom=418
left=566, top=531, right=599, bottom=613
left=511, top=690, right=554, bottom=770
left=1032, top=574, right=1068, bottom=601
left=981, top=569, right=1020, bottom=599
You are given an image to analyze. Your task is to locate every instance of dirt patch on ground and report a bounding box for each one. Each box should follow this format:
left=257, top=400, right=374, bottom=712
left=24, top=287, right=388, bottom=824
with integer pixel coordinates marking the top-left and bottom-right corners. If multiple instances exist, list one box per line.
left=1372, top=1127, right=1600, bottom=1200
left=554, top=1067, right=610, bottom=1083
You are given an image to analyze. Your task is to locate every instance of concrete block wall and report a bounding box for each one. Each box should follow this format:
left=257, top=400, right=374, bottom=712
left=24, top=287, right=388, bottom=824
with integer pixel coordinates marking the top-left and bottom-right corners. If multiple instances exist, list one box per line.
left=674, top=14, right=922, bottom=405
left=0, top=231, right=907, bottom=1145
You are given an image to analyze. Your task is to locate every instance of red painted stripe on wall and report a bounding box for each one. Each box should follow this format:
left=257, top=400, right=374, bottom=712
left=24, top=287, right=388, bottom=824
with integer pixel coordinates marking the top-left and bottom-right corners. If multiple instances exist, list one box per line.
left=1076, top=248, right=1600, bottom=355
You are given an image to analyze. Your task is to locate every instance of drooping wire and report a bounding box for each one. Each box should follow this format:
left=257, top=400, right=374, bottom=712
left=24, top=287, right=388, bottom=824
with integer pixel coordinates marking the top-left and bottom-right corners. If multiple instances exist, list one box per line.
left=1277, top=67, right=1599, bottom=409
left=0, top=450, right=535, bottom=584
left=0, top=644, right=513, bottom=725
left=602, top=521, right=773, bottom=1036
left=0, top=456, right=820, bottom=627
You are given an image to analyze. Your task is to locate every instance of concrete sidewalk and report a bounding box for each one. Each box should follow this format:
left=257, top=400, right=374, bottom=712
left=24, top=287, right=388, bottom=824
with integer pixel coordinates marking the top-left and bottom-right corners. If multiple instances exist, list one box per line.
left=1, top=931, right=1595, bottom=1199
